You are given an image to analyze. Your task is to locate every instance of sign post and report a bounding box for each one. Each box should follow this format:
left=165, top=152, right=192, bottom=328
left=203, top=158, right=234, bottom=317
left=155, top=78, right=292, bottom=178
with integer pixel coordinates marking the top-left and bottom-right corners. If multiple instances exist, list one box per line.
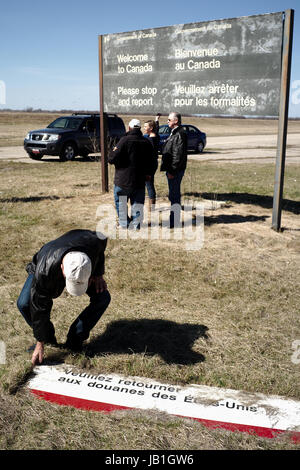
left=272, top=9, right=294, bottom=232
left=98, top=35, right=109, bottom=193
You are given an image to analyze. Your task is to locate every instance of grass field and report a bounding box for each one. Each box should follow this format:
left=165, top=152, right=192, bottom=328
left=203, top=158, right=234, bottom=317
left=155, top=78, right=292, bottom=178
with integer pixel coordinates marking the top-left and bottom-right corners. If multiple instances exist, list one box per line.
left=0, top=113, right=299, bottom=450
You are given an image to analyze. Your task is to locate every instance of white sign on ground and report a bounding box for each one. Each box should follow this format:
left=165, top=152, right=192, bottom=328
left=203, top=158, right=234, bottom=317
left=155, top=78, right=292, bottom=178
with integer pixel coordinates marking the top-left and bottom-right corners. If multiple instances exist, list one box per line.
left=0, top=341, right=5, bottom=364
left=27, top=365, right=300, bottom=442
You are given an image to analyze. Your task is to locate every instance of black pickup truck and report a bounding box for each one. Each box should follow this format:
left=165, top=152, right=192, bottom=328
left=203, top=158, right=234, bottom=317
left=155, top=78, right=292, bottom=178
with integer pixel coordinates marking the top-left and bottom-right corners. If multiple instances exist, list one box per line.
left=24, top=113, right=126, bottom=161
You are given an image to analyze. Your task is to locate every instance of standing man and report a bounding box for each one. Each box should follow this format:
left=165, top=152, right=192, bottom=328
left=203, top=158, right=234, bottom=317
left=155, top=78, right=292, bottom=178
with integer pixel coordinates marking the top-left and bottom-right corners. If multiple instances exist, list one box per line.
left=108, top=118, right=155, bottom=229
left=160, top=112, right=187, bottom=228
left=17, top=229, right=111, bottom=365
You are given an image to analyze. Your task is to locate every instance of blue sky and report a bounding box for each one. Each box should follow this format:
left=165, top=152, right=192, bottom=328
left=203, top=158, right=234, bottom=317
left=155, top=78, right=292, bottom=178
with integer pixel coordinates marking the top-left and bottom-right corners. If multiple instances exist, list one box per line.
left=0, top=0, right=299, bottom=116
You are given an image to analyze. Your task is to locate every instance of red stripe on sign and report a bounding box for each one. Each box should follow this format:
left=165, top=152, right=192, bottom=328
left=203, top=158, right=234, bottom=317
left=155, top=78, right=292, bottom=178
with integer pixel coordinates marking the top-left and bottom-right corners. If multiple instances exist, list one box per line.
left=30, top=389, right=132, bottom=413
left=190, top=416, right=296, bottom=441
left=30, top=389, right=300, bottom=443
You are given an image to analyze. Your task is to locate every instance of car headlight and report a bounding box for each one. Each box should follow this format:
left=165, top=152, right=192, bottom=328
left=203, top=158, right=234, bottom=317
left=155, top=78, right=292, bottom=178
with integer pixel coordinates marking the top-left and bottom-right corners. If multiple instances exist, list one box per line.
left=25, top=133, right=31, bottom=140
left=47, top=134, right=60, bottom=141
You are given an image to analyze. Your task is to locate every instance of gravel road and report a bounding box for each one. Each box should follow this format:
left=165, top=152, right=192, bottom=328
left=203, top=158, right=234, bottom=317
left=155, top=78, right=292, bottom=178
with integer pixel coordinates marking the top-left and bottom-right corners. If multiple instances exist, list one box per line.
left=0, top=133, right=299, bottom=164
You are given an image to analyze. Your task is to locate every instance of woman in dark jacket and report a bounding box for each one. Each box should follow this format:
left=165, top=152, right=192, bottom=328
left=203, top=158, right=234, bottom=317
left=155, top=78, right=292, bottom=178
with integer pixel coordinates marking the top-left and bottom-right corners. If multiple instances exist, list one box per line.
left=143, top=116, right=160, bottom=210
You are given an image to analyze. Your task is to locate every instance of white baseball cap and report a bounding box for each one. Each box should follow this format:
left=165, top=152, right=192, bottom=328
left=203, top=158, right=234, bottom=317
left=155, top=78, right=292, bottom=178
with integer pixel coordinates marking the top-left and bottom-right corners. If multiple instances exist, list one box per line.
left=129, top=118, right=141, bottom=128
left=63, top=251, right=92, bottom=296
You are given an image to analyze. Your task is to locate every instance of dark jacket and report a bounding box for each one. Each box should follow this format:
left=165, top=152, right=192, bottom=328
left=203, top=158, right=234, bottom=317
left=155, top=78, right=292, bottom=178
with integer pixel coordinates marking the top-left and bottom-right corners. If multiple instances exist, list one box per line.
left=26, top=229, right=107, bottom=342
left=108, top=128, right=156, bottom=192
left=144, top=134, right=159, bottom=175
left=160, top=125, right=187, bottom=175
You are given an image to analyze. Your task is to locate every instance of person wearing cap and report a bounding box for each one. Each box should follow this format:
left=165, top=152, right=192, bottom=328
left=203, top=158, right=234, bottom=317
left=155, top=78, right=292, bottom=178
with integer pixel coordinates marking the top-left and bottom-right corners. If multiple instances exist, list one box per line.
left=108, top=118, right=156, bottom=229
left=16, top=229, right=110, bottom=365
left=160, top=112, right=187, bottom=228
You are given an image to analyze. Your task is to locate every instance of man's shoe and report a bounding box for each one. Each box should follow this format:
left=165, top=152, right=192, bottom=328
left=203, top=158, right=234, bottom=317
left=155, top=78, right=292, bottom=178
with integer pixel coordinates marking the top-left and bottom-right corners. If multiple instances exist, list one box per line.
left=64, top=339, right=83, bottom=352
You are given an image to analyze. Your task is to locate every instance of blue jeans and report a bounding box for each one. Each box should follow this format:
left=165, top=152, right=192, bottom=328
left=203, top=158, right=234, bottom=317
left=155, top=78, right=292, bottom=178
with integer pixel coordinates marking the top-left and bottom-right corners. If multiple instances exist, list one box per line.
left=145, top=176, right=156, bottom=200
left=17, top=274, right=35, bottom=328
left=166, top=170, right=185, bottom=227
left=17, top=274, right=111, bottom=345
left=114, top=185, right=145, bottom=229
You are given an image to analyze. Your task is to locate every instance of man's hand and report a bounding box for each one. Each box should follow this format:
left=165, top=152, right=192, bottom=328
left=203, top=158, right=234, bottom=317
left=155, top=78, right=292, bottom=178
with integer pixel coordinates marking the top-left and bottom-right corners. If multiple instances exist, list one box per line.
left=31, top=341, right=44, bottom=366
left=89, top=275, right=107, bottom=294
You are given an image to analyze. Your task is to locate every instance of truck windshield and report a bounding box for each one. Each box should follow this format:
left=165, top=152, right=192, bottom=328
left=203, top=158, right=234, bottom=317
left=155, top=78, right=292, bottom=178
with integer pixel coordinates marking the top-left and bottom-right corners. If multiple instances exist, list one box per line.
left=48, top=117, right=83, bottom=130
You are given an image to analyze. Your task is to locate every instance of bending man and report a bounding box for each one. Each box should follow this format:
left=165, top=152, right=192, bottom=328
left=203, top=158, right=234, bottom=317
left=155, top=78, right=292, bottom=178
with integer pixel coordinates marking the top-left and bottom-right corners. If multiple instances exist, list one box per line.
left=17, top=229, right=111, bottom=365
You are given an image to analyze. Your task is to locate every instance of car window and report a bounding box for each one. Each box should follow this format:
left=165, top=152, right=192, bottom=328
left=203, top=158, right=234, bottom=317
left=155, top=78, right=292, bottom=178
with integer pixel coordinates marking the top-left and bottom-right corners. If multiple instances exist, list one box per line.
left=187, top=126, right=198, bottom=134
left=108, top=117, right=125, bottom=132
left=86, top=120, right=96, bottom=132
left=159, top=125, right=170, bottom=135
left=48, top=117, right=82, bottom=129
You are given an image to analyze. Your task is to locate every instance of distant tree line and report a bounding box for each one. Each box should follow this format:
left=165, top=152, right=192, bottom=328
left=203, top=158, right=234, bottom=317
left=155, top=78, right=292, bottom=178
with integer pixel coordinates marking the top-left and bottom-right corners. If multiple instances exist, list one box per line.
left=0, top=107, right=299, bottom=120
left=0, top=107, right=98, bottom=114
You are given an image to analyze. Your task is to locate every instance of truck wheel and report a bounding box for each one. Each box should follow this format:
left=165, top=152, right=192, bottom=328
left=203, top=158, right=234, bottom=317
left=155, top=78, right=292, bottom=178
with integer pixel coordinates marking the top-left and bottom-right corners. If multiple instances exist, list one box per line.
left=196, top=141, right=204, bottom=153
left=60, top=143, right=76, bottom=161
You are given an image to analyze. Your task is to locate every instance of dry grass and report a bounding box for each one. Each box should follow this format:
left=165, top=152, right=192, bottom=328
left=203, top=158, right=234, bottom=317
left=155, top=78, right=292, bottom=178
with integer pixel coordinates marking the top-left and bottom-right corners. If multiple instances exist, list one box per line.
left=0, top=112, right=64, bottom=147
left=0, top=113, right=299, bottom=450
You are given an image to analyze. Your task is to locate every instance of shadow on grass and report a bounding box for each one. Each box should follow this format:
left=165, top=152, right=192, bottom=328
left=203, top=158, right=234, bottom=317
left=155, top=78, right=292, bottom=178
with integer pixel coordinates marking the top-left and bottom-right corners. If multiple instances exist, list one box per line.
left=87, top=319, right=208, bottom=365
left=185, top=192, right=300, bottom=215
left=204, top=214, right=269, bottom=226
left=0, top=195, right=73, bottom=203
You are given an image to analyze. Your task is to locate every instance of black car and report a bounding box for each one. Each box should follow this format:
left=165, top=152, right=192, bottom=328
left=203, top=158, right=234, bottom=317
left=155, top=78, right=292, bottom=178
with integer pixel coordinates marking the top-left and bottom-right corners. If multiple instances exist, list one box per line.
left=158, top=124, right=206, bottom=154
left=24, top=113, right=126, bottom=161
